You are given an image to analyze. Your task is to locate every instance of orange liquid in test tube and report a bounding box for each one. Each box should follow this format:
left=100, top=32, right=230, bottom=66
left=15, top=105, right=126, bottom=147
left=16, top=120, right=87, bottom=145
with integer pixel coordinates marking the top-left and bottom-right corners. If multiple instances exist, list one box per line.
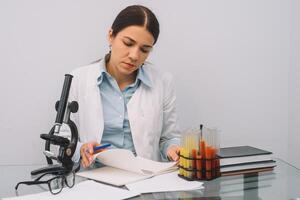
left=196, top=154, right=202, bottom=179
left=205, top=146, right=213, bottom=180
left=199, top=140, right=206, bottom=179
left=211, top=147, right=217, bottom=177
left=200, top=140, right=206, bottom=158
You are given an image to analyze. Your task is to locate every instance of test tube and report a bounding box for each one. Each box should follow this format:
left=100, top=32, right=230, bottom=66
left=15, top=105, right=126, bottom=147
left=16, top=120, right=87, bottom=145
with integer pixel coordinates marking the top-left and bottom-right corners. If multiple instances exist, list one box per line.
left=191, top=128, right=198, bottom=179
left=212, top=128, right=220, bottom=177
left=205, top=127, right=221, bottom=179
left=180, top=128, right=199, bottom=179
left=183, top=131, right=189, bottom=178
left=181, top=132, right=187, bottom=178
left=203, top=127, right=212, bottom=180
left=199, top=125, right=206, bottom=179
left=187, top=131, right=194, bottom=179
left=179, top=147, right=184, bottom=176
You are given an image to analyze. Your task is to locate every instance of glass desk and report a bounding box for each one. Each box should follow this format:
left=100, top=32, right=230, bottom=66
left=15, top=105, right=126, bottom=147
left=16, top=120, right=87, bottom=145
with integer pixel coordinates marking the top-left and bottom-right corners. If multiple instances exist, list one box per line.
left=1, top=158, right=300, bottom=200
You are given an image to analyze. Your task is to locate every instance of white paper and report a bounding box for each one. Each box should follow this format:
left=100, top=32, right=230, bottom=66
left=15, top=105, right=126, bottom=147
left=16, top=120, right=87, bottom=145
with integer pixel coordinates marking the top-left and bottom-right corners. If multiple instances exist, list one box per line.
left=134, top=156, right=177, bottom=175
left=95, top=149, right=142, bottom=173
left=77, top=166, right=152, bottom=186
left=78, top=149, right=178, bottom=186
left=95, top=149, right=177, bottom=175
left=3, top=180, right=140, bottom=200
left=126, top=171, right=204, bottom=194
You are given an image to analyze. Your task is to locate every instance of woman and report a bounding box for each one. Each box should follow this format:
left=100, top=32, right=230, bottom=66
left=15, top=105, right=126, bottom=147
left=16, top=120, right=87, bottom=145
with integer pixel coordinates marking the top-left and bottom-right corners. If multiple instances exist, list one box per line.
left=69, top=5, right=180, bottom=168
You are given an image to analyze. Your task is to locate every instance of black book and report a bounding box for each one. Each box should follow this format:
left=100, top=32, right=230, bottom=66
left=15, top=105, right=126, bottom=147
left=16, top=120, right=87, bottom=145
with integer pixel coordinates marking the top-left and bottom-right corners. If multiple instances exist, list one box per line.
left=220, top=160, right=276, bottom=173
left=218, top=146, right=274, bottom=167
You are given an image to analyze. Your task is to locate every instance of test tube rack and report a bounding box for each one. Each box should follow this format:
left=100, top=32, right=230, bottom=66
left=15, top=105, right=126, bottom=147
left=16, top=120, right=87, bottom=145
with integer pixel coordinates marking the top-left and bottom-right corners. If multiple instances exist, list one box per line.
left=178, top=151, right=220, bottom=181
left=178, top=125, right=221, bottom=181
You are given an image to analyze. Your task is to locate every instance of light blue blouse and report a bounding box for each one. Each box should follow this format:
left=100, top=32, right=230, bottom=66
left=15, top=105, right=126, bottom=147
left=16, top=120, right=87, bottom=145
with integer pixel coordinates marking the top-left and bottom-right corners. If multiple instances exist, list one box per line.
left=97, top=62, right=152, bottom=156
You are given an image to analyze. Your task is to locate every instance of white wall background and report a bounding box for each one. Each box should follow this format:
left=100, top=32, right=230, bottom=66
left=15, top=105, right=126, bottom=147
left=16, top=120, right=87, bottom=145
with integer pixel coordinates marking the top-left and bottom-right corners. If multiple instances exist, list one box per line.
left=288, top=0, right=300, bottom=168
left=0, top=0, right=297, bottom=167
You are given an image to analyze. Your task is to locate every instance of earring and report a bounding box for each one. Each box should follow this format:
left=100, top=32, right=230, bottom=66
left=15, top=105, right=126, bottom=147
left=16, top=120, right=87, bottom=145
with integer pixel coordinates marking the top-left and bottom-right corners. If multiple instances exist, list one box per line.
left=109, top=45, right=112, bottom=54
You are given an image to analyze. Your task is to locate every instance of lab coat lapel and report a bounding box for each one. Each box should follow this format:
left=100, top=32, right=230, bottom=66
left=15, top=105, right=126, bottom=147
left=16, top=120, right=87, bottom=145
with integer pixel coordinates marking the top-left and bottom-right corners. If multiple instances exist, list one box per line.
left=127, top=85, right=144, bottom=157
left=128, top=83, right=158, bottom=160
left=84, top=64, right=104, bottom=143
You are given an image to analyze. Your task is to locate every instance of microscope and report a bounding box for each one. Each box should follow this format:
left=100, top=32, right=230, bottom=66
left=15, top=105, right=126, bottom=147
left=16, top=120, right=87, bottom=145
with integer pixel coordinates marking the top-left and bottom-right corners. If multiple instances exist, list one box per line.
left=31, top=74, right=79, bottom=176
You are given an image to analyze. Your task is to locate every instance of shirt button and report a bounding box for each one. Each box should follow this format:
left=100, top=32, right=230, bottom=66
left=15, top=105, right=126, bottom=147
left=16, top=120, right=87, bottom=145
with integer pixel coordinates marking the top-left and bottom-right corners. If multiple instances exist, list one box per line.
left=119, top=115, right=122, bottom=118
left=119, top=96, right=122, bottom=100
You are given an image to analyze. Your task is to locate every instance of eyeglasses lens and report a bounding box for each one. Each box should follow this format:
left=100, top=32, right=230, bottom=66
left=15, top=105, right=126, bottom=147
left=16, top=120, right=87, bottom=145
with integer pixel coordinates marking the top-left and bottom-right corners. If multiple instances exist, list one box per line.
left=65, top=172, right=75, bottom=188
left=49, top=176, right=63, bottom=194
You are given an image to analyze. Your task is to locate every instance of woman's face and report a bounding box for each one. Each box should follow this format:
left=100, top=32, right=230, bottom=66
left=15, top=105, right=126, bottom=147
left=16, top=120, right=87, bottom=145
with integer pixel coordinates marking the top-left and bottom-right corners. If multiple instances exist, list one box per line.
left=108, top=25, right=154, bottom=76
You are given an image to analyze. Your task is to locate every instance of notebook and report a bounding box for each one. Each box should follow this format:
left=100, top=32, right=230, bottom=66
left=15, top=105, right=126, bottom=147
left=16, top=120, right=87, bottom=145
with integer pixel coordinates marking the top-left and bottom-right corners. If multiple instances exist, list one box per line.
left=218, top=146, right=273, bottom=166
left=220, top=160, right=276, bottom=173
left=221, top=166, right=275, bottom=176
left=77, top=149, right=177, bottom=186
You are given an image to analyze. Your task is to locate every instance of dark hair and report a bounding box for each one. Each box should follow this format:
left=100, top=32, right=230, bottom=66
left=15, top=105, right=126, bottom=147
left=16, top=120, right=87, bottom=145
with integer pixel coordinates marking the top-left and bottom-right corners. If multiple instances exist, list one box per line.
left=111, top=5, right=160, bottom=45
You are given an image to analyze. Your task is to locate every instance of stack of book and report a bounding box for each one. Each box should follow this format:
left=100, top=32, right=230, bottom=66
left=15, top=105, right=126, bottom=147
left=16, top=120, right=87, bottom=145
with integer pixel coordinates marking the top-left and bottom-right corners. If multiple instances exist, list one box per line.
left=218, top=146, right=276, bottom=176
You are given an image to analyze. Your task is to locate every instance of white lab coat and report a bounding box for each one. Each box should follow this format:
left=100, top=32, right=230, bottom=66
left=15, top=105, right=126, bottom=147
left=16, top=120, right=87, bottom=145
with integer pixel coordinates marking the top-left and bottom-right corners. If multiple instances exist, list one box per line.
left=69, top=59, right=180, bottom=161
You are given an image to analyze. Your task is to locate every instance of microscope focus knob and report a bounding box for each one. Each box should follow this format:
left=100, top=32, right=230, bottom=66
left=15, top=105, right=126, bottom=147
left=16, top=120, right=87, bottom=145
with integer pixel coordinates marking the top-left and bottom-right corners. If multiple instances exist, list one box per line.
left=69, top=101, right=78, bottom=113
left=66, top=148, right=72, bottom=156
left=55, top=101, right=60, bottom=111
left=55, top=101, right=78, bottom=113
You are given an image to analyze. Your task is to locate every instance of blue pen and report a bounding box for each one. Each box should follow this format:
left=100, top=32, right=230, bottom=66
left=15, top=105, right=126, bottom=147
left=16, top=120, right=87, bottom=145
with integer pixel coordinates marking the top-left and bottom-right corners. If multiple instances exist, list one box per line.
left=93, top=143, right=111, bottom=152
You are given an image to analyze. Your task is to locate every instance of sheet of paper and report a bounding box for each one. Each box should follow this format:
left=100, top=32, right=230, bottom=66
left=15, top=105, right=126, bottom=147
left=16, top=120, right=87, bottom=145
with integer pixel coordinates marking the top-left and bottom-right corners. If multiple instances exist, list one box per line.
left=4, top=180, right=140, bottom=200
left=78, top=149, right=178, bottom=186
left=95, top=149, right=142, bottom=173
left=135, top=156, right=177, bottom=175
left=126, top=171, right=204, bottom=194
left=95, top=149, right=177, bottom=175
left=77, top=166, right=151, bottom=186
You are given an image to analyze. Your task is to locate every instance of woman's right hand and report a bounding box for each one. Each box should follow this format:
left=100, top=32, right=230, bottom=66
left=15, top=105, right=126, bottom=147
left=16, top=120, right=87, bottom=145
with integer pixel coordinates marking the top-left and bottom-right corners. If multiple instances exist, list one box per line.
left=80, top=141, right=100, bottom=168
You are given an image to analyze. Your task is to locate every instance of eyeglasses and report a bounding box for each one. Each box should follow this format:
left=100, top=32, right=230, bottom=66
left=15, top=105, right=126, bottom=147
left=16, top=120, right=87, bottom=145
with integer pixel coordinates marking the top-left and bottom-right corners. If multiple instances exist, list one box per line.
left=15, top=171, right=75, bottom=195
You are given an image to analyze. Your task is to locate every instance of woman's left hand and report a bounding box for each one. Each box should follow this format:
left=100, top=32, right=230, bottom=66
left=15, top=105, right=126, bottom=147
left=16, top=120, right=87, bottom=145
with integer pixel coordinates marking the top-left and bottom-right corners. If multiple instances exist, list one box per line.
left=167, top=145, right=180, bottom=161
